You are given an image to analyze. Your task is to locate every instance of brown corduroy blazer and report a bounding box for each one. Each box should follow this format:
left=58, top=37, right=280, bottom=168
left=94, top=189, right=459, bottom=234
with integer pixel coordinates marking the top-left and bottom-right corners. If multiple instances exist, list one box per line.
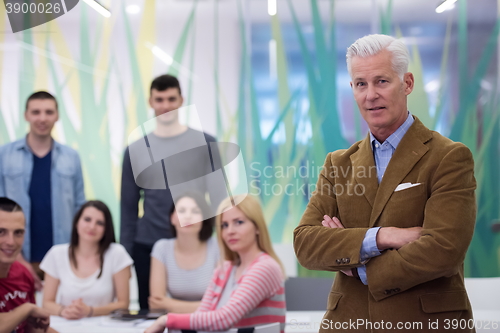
left=294, top=117, right=477, bottom=332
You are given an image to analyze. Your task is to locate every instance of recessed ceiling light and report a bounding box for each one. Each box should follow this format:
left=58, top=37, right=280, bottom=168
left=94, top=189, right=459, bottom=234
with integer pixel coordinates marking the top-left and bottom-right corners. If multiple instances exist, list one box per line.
left=82, top=0, right=111, bottom=18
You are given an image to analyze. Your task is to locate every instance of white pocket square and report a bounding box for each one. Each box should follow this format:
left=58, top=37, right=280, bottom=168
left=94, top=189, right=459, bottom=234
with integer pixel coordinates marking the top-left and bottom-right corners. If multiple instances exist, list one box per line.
left=394, top=182, right=421, bottom=192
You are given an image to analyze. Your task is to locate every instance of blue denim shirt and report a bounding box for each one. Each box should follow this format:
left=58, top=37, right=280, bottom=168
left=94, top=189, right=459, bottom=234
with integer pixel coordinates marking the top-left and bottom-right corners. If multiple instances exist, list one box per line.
left=0, top=137, right=86, bottom=261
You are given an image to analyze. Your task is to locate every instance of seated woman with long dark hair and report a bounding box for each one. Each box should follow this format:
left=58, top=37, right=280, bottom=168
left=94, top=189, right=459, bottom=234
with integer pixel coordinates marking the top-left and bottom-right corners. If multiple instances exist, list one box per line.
left=149, top=192, right=219, bottom=313
left=40, top=200, right=133, bottom=319
left=145, top=195, right=286, bottom=333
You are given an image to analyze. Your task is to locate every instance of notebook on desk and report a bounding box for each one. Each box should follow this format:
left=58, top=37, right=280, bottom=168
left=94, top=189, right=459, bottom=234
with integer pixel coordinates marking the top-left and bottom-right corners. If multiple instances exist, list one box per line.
left=110, top=309, right=167, bottom=320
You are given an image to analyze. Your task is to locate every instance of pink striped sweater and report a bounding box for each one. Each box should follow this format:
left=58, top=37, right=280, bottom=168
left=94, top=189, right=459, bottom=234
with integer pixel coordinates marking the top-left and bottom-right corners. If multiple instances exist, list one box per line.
left=166, top=253, right=286, bottom=332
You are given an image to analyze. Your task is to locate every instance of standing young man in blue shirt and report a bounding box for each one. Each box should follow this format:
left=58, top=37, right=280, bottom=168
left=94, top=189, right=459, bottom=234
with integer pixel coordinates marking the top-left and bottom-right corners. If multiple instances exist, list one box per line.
left=0, top=91, right=86, bottom=290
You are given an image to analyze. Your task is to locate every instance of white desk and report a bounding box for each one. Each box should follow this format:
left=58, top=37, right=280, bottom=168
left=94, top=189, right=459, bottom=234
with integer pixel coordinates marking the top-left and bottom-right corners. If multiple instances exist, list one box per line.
left=284, top=311, right=500, bottom=333
left=50, top=310, right=500, bottom=333
left=50, top=317, right=280, bottom=333
left=50, top=314, right=310, bottom=333
left=50, top=316, right=154, bottom=333
left=285, top=311, right=324, bottom=333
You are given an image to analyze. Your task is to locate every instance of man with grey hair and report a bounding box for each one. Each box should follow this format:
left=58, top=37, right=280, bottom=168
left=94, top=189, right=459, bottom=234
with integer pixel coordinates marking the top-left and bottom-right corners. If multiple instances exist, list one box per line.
left=295, top=34, right=476, bottom=331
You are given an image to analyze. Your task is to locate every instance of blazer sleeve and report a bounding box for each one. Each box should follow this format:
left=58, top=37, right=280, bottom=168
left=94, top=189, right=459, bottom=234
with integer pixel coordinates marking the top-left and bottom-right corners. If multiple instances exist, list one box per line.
left=366, top=144, right=476, bottom=301
left=294, top=151, right=371, bottom=271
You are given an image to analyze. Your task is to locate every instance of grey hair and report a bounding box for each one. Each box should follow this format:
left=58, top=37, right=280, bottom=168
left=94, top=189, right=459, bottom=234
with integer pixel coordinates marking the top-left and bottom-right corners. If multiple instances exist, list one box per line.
left=346, top=34, right=410, bottom=81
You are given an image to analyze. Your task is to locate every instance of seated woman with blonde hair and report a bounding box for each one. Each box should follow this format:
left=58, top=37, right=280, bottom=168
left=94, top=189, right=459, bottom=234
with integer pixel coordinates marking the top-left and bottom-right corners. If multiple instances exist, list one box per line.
left=40, top=200, right=133, bottom=319
left=146, top=195, right=286, bottom=333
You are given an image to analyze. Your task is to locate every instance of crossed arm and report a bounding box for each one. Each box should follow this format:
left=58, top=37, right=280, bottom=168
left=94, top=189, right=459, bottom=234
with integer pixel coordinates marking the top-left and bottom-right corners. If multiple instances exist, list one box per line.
left=321, top=215, right=422, bottom=276
left=148, top=257, right=201, bottom=313
left=295, top=146, right=476, bottom=300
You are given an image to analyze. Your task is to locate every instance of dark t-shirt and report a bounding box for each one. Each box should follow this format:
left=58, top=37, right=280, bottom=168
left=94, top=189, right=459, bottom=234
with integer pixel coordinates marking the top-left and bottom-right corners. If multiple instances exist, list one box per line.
left=0, top=261, right=36, bottom=333
left=29, top=151, right=53, bottom=262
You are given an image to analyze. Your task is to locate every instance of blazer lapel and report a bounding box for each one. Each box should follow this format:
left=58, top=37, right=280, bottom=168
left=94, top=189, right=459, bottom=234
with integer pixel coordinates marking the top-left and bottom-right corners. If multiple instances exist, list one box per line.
left=369, top=117, right=432, bottom=227
left=350, top=133, right=378, bottom=208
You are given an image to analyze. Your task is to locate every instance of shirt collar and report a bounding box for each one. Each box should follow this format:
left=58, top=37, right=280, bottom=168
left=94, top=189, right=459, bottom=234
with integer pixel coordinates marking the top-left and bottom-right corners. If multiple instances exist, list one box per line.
left=370, top=112, right=414, bottom=150
left=17, top=135, right=58, bottom=152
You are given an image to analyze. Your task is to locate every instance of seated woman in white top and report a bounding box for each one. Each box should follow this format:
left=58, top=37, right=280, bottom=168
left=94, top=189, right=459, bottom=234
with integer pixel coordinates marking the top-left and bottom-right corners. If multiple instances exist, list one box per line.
left=40, top=200, right=133, bottom=319
left=149, top=192, right=219, bottom=313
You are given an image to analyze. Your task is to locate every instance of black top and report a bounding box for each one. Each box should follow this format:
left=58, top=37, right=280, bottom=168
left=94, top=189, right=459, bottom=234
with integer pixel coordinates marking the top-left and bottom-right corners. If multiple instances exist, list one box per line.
left=29, top=151, right=53, bottom=262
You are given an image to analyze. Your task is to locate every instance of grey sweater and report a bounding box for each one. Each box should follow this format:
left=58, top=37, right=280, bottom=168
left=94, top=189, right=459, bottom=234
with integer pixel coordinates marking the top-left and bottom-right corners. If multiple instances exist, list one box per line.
left=120, top=128, right=225, bottom=254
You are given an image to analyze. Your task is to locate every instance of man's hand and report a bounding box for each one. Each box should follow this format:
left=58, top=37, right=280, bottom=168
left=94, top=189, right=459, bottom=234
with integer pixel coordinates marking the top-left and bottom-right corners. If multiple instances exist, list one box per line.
left=323, top=216, right=422, bottom=251
left=322, top=215, right=344, bottom=229
left=376, top=226, right=422, bottom=251
left=16, top=254, right=43, bottom=291
left=26, top=315, right=50, bottom=332
left=321, top=215, right=353, bottom=276
left=144, top=315, right=168, bottom=333
left=322, top=216, right=423, bottom=276
left=25, top=303, right=50, bottom=332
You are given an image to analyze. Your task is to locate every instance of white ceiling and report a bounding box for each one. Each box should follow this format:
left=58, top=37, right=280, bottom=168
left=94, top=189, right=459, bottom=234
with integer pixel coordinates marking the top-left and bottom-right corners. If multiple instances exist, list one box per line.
left=245, top=0, right=498, bottom=24
left=53, top=0, right=499, bottom=32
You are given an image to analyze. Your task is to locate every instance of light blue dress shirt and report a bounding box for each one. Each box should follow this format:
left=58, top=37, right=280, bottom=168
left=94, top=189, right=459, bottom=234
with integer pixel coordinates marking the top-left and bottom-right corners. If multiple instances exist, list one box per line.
left=357, top=113, right=414, bottom=284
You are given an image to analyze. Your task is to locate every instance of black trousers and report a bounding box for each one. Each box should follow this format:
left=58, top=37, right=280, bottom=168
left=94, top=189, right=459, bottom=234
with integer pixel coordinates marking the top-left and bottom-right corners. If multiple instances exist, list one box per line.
left=132, top=242, right=154, bottom=310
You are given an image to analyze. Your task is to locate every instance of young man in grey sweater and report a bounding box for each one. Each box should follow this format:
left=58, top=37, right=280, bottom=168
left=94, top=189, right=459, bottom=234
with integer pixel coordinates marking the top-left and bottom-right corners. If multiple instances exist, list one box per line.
left=120, top=75, right=225, bottom=310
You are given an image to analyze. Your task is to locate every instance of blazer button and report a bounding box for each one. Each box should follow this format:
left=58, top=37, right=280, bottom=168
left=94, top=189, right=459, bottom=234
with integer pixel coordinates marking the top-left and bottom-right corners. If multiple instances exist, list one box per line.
left=336, top=259, right=342, bottom=264
left=342, top=258, right=350, bottom=264
left=384, top=290, right=392, bottom=295
left=393, top=288, right=401, bottom=293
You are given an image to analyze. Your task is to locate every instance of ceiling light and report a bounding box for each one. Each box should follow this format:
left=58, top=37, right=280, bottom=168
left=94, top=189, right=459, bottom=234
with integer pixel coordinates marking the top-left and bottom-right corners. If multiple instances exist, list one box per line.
left=145, top=42, right=199, bottom=82
left=436, top=0, right=457, bottom=14
left=268, top=0, right=277, bottom=16
left=145, top=42, right=173, bottom=65
left=81, top=0, right=111, bottom=17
